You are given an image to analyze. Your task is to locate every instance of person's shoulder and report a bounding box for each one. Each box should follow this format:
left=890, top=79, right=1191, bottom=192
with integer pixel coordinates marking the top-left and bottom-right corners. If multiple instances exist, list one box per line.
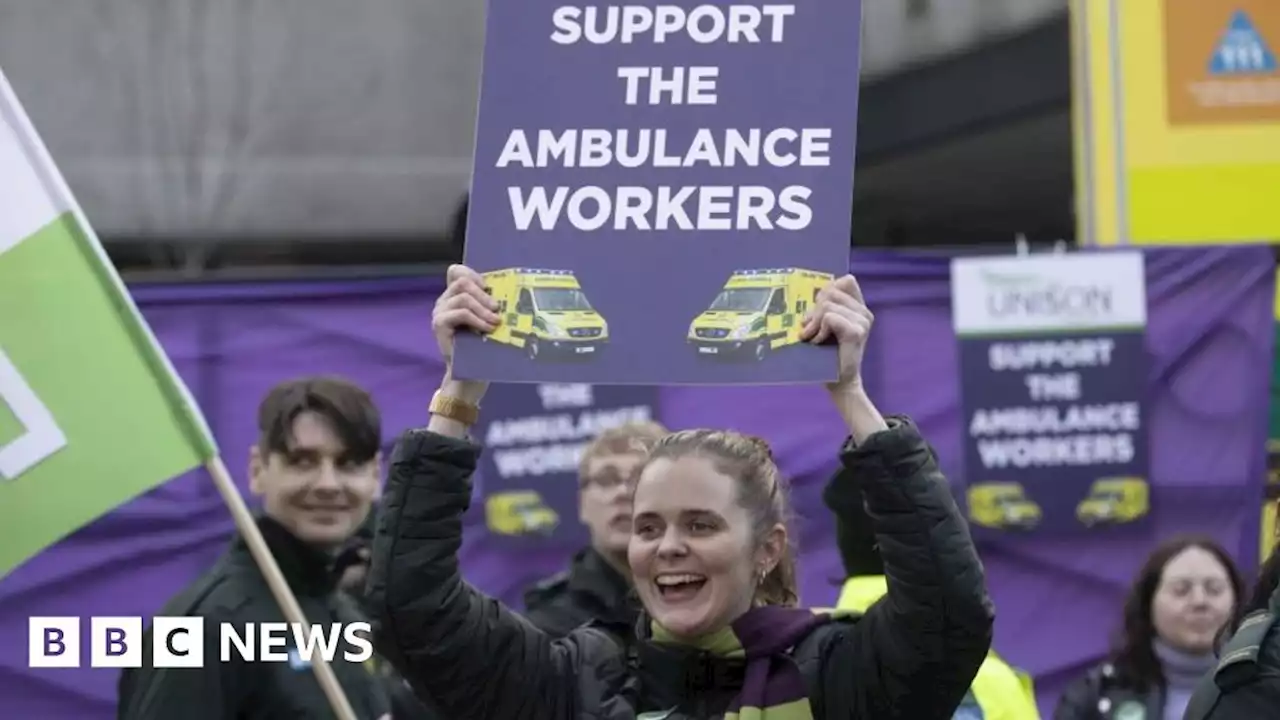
left=1056, top=660, right=1113, bottom=705
left=787, top=608, right=863, bottom=664
left=155, top=562, right=257, bottom=624
left=562, top=622, right=627, bottom=667
left=523, top=572, right=592, bottom=636
left=523, top=570, right=571, bottom=608
left=805, top=606, right=865, bottom=630
left=1202, top=625, right=1280, bottom=717
left=1262, top=620, right=1280, bottom=667
left=1080, top=660, right=1117, bottom=685
left=1209, top=610, right=1280, bottom=688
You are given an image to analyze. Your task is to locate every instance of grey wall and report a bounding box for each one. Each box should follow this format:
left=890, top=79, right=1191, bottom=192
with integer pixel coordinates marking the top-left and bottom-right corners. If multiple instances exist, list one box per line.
left=861, top=0, right=1064, bottom=77
left=0, top=0, right=484, bottom=240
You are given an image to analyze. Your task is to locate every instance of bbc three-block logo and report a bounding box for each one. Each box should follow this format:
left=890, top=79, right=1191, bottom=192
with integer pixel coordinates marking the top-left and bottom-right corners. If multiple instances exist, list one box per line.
left=28, top=616, right=374, bottom=668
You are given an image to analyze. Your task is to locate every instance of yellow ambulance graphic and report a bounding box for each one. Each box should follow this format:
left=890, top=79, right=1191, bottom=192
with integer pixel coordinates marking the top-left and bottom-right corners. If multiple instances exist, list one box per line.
left=966, top=482, right=1043, bottom=531
left=481, top=268, right=608, bottom=360
left=485, top=490, right=560, bottom=536
left=1076, top=476, right=1150, bottom=528
left=687, top=268, right=832, bottom=361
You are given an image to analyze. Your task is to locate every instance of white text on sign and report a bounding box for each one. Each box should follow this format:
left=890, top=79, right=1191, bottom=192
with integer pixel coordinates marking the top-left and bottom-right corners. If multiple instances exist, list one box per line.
left=495, top=3, right=831, bottom=232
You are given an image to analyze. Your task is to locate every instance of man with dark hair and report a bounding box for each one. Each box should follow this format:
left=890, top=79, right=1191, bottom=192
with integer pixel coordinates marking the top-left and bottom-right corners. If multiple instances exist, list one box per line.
left=248, top=376, right=383, bottom=547
left=117, top=376, right=392, bottom=720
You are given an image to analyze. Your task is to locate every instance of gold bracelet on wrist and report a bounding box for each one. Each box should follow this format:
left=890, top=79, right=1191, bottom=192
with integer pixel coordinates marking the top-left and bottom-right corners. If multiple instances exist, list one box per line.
left=428, top=391, right=480, bottom=426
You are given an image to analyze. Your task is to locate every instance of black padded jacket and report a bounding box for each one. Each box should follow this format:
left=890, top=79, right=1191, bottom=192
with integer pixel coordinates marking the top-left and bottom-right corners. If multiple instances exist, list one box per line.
left=366, top=415, right=994, bottom=719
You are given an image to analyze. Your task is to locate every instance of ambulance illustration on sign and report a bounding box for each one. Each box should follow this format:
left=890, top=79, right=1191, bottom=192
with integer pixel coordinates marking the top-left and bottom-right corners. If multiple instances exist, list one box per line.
left=1208, top=10, right=1276, bottom=76
left=1076, top=476, right=1150, bottom=528
left=687, top=268, right=832, bottom=361
left=966, top=482, right=1043, bottom=531
left=485, top=490, right=560, bottom=536
left=480, top=268, right=609, bottom=361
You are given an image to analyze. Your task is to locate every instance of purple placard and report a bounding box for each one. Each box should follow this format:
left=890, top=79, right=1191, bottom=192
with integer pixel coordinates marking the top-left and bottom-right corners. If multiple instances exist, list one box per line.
left=475, top=382, right=659, bottom=552
left=958, top=331, right=1152, bottom=536
left=453, top=1, right=863, bottom=385
left=951, top=253, right=1152, bottom=538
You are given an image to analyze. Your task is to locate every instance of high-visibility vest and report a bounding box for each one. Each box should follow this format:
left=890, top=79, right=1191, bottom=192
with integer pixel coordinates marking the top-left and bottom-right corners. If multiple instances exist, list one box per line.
left=833, top=576, right=1043, bottom=720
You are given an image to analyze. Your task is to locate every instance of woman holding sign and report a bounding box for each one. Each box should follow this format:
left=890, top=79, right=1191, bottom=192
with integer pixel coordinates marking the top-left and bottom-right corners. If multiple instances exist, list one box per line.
left=366, top=265, right=994, bottom=719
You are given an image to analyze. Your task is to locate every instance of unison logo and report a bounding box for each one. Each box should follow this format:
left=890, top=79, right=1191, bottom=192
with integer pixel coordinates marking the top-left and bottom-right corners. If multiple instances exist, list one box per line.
left=979, top=270, right=1115, bottom=322
left=28, top=616, right=374, bottom=668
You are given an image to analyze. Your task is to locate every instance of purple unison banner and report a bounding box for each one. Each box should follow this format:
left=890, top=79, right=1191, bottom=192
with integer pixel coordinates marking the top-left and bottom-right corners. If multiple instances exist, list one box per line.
left=452, top=1, right=863, bottom=385
left=951, top=252, right=1152, bottom=537
left=475, top=382, right=658, bottom=551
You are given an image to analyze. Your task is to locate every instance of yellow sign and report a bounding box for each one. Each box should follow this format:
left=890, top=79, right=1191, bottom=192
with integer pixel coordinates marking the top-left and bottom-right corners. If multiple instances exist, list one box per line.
left=1071, top=0, right=1280, bottom=246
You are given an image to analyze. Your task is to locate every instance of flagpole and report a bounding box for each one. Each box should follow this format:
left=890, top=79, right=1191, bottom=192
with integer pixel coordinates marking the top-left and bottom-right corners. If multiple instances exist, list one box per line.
left=3, top=65, right=357, bottom=718
left=205, top=457, right=359, bottom=720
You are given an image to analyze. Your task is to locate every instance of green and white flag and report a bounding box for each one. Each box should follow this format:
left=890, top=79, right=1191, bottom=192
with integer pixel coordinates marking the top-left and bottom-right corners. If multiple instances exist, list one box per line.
left=0, top=67, right=218, bottom=578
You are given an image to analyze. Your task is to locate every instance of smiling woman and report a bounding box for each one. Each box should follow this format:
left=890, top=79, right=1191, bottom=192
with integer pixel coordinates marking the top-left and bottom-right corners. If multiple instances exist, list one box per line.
left=628, top=430, right=797, bottom=640
left=365, top=264, right=996, bottom=719
left=1054, top=535, right=1247, bottom=720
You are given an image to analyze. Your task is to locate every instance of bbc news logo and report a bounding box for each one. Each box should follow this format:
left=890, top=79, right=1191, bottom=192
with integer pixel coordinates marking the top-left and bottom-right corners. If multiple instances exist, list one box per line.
left=29, top=617, right=374, bottom=668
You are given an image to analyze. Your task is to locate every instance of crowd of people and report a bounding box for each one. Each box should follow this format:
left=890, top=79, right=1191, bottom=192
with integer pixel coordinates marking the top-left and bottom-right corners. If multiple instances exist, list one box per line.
left=112, top=266, right=1280, bottom=719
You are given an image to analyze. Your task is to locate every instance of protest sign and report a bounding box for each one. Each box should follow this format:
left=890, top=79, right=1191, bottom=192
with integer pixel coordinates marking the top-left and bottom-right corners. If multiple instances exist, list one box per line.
left=951, top=252, right=1151, bottom=537
left=476, top=383, right=658, bottom=551
left=452, top=2, right=863, bottom=385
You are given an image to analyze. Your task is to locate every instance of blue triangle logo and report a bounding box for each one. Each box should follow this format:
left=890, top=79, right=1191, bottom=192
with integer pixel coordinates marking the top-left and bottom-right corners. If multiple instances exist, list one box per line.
left=1208, top=10, right=1277, bottom=75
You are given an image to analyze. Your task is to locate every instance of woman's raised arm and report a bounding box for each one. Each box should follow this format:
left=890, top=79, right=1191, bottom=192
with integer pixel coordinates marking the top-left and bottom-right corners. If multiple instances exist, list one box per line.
left=365, top=265, right=601, bottom=720
left=365, top=414, right=593, bottom=720
left=802, top=275, right=994, bottom=717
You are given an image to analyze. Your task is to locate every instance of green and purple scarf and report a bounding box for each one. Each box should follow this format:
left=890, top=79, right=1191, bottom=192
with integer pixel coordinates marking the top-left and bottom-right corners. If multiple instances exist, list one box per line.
left=649, top=605, right=858, bottom=720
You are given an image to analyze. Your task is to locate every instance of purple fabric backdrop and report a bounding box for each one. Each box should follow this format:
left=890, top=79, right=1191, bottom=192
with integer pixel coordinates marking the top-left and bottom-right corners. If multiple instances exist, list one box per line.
left=1, top=246, right=1272, bottom=718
